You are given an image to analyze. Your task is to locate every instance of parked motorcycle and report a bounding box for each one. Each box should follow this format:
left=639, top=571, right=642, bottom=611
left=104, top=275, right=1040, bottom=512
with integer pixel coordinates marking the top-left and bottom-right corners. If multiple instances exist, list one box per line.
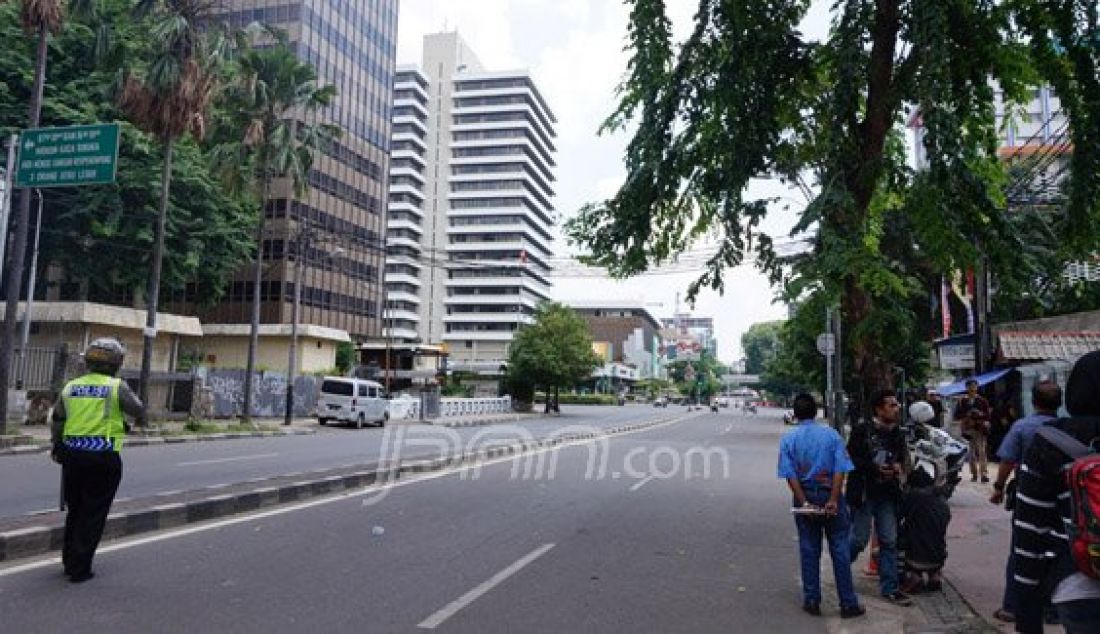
left=905, top=401, right=968, bottom=499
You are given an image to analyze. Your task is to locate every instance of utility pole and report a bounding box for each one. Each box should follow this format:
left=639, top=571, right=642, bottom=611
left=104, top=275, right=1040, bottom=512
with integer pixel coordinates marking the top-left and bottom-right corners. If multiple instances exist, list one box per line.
left=973, top=252, right=990, bottom=375
left=17, top=190, right=44, bottom=388
left=285, top=226, right=308, bottom=426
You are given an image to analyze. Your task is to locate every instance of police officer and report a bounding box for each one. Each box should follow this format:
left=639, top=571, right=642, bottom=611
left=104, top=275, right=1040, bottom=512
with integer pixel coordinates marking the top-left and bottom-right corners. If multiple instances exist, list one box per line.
left=50, top=337, right=144, bottom=583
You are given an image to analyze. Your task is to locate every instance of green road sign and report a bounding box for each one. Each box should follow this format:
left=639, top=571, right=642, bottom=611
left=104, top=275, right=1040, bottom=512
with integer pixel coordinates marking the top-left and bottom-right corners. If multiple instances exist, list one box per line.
left=15, top=123, right=120, bottom=188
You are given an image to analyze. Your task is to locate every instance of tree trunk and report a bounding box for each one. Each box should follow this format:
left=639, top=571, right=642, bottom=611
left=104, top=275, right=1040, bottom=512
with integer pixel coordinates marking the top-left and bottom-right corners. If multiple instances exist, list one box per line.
left=842, top=277, right=893, bottom=396
left=242, top=176, right=269, bottom=425
left=0, top=26, right=50, bottom=433
left=838, top=0, right=901, bottom=400
left=137, top=139, right=174, bottom=423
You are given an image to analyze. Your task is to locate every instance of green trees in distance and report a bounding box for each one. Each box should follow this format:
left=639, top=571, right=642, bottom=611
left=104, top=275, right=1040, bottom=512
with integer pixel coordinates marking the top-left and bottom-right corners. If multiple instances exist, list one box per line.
left=505, top=302, right=602, bottom=413
left=566, top=0, right=1100, bottom=395
left=740, top=321, right=783, bottom=375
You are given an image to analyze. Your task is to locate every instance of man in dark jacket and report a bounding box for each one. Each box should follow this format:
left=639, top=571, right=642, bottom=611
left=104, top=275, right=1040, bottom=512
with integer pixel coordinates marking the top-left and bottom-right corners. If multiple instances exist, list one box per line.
left=848, top=389, right=913, bottom=606
left=1012, top=351, right=1100, bottom=633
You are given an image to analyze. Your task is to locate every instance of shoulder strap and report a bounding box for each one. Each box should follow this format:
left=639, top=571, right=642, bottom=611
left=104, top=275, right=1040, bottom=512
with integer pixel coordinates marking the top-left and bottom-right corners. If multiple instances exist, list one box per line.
left=1036, top=425, right=1091, bottom=460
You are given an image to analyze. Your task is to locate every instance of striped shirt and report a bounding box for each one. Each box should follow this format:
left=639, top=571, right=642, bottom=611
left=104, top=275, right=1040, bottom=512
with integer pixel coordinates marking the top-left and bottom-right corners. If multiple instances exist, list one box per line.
left=1012, top=416, right=1100, bottom=630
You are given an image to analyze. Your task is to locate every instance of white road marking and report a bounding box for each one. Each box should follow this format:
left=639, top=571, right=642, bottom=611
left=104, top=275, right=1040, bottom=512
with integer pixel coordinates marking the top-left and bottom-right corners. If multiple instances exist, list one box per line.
left=416, top=543, right=556, bottom=629
left=176, top=453, right=278, bottom=467
left=156, top=490, right=182, bottom=496
left=629, top=475, right=655, bottom=492
left=0, top=413, right=701, bottom=579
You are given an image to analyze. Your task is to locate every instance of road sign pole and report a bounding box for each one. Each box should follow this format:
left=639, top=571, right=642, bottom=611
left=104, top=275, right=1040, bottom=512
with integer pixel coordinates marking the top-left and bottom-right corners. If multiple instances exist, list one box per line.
left=0, top=134, right=16, bottom=276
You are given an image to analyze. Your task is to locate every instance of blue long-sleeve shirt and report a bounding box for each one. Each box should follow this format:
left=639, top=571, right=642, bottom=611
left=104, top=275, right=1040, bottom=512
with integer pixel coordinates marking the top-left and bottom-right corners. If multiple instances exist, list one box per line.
left=778, top=419, right=854, bottom=488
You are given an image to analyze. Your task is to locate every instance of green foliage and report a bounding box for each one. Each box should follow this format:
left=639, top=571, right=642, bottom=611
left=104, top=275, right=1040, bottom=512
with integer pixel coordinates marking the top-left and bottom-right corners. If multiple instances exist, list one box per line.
left=536, top=392, right=619, bottom=406
left=568, top=0, right=1100, bottom=392
left=0, top=1, right=256, bottom=305
left=209, top=25, right=337, bottom=203
left=505, top=302, right=602, bottom=395
left=334, top=342, right=355, bottom=374
left=741, top=321, right=783, bottom=375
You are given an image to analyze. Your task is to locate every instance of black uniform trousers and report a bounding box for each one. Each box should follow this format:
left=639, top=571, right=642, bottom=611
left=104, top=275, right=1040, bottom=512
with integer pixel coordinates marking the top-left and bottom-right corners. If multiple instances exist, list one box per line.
left=61, top=449, right=122, bottom=576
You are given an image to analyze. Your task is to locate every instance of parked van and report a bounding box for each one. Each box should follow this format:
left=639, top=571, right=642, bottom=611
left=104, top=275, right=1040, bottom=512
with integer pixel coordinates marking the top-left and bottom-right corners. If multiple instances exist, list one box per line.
left=316, top=377, right=389, bottom=428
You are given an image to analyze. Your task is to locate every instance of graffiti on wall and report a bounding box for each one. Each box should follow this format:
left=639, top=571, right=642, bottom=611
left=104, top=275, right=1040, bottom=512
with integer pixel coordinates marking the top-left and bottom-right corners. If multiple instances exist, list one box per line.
left=204, top=369, right=320, bottom=418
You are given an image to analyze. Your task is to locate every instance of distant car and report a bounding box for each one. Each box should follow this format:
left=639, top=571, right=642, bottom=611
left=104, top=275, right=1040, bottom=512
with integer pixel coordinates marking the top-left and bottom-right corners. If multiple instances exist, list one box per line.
left=653, top=397, right=669, bottom=408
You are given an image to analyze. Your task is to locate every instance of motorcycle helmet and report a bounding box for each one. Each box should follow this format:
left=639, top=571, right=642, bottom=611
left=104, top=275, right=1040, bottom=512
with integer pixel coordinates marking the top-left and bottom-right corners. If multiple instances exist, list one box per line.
left=908, top=400, right=935, bottom=425
left=84, top=337, right=125, bottom=376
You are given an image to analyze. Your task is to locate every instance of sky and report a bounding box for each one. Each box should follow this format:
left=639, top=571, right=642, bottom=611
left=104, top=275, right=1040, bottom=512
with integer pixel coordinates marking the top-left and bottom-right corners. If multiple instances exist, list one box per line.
left=396, top=1, right=835, bottom=363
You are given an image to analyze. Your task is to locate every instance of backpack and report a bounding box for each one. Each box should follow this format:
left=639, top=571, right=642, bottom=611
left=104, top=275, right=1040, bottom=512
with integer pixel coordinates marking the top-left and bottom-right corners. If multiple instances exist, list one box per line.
left=1036, top=426, right=1100, bottom=579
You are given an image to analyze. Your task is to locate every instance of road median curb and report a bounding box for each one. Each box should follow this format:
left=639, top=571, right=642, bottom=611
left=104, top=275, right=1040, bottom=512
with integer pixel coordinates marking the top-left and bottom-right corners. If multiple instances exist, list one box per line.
left=0, top=428, right=316, bottom=456
left=0, top=412, right=690, bottom=564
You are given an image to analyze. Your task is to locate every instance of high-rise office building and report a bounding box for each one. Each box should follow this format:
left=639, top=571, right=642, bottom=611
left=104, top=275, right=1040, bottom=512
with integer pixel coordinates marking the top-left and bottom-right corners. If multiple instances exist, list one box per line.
left=386, top=32, right=557, bottom=372
left=384, top=67, right=430, bottom=342
left=171, top=0, right=398, bottom=343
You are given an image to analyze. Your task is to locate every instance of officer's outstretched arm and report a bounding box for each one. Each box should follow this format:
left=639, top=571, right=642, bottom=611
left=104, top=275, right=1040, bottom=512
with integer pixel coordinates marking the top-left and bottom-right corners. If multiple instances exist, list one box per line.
left=118, top=382, right=146, bottom=423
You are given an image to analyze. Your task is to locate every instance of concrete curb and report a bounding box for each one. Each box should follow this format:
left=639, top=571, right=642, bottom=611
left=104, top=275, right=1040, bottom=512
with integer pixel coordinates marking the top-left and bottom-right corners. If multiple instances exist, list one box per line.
left=432, top=414, right=531, bottom=428
left=0, top=413, right=688, bottom=564
left=0, top=429, right=317, bottom=457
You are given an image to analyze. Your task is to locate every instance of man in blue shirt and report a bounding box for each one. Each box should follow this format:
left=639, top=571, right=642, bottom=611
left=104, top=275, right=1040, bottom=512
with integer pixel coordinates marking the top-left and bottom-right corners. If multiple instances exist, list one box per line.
left=988, top=380, right=1062, bottom=624
left=778, top=393, right=865, bottom=618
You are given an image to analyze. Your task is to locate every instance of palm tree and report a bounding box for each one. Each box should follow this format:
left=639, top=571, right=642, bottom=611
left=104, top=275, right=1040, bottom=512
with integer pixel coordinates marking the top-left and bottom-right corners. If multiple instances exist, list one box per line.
left=211, top=26, right=336, bottom=423
left=0, top=0, right=95, bottom=430
left=117, top=0, right=226, bottom=420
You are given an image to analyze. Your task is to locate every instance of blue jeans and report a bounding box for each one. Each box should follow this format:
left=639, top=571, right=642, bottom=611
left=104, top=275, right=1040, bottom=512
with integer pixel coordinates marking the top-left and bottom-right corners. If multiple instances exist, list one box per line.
left=850, top=497, right=900, bottom=596
left=794, top=488, right=860, bottom=608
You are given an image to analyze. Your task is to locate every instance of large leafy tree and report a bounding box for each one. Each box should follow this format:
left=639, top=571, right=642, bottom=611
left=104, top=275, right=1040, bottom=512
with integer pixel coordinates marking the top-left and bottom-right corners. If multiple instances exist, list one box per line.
left=0, top=5, right=255, bottom=309
left=117, top=0, right=227, bottom=412
left=506, top=302, right=602, bottom=413
left=210, top=26, right=336, bottom=422
left=567, top=0, right=1100, bottom=393
left=0, top=0, right=96, bottom=428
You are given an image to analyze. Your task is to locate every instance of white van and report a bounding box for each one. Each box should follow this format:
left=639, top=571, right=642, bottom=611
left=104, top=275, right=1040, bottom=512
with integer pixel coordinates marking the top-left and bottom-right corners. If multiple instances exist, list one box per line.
left=316, top=377, right=389, bottom=428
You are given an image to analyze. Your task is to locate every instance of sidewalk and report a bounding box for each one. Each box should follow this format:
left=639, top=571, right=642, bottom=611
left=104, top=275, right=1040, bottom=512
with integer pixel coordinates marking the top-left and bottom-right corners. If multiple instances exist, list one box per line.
left=942, top=478, right=1061, bottom=633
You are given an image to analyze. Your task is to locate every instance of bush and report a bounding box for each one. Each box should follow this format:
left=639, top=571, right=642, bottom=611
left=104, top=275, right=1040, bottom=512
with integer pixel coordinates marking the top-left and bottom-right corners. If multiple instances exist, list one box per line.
left=534, top=392, right=618, bottom=406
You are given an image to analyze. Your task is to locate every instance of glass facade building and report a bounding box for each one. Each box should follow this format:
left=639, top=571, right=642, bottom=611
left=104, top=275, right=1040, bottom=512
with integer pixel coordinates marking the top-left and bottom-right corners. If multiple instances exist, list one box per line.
left=171, top=0, right=398, bottom=339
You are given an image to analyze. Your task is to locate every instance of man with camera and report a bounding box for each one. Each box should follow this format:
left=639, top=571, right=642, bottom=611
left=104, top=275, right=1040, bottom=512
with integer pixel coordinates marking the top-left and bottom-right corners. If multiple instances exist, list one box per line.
left=847, top=389, right=913, bottom=606
left=954, top=379, right=992, bottom=483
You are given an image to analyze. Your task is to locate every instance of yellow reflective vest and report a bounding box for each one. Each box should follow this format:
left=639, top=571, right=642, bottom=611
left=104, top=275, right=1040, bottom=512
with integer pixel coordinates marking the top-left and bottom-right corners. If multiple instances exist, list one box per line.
left=61, top=373, right=125, bottom=452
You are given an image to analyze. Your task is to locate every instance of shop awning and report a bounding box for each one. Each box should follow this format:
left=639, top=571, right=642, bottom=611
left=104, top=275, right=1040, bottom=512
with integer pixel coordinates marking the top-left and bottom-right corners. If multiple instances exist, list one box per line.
left=933, top=367, right=1013, bottom=397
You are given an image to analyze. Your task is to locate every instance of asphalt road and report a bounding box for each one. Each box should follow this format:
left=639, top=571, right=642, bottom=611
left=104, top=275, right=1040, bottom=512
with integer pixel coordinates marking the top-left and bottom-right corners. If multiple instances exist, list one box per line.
left=0, top=407, right=824, bottom=633
left=0, top=405, right=684, bottom=517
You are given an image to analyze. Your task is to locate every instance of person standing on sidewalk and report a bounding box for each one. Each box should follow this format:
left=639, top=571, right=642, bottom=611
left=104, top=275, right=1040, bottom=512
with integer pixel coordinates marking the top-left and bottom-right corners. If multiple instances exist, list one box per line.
left=777, top=393, right=865, bottom=619
left=1012, top=351, right=1100, bottom=634
left=954, top=379, right=992, bottom=483
left=50, top=338, right=145, bottom=583
left=847, top=389, right=913, bottom=606
left=988, top=380, right=1063, bottom=623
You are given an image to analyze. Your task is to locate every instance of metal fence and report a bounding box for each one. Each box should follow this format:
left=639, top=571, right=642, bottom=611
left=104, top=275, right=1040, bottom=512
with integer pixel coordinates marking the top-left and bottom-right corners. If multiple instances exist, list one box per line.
left=6, top=346, right=66, bottom=391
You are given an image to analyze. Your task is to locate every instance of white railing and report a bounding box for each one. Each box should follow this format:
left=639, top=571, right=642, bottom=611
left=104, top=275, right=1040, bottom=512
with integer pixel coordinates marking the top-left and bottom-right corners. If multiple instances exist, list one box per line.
left=387, top=396, right=513, bottom=421
left=439, top=396, right=512, bottom=418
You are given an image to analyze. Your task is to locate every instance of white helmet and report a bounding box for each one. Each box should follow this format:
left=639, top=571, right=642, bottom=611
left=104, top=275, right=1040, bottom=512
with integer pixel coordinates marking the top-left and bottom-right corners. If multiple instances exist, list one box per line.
left=908, top=400, right=935, bottom=425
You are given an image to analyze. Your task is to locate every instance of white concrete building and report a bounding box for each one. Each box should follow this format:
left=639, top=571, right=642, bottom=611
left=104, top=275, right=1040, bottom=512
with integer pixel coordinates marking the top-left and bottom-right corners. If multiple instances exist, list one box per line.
left=386, top=32, right=557, bottom=372
left=384, top=67, right=430, bottom=343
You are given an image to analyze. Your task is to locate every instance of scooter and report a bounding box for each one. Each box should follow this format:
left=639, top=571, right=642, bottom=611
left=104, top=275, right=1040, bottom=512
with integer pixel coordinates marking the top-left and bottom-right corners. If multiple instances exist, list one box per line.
left=906, top=402, right=968, bottom=499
